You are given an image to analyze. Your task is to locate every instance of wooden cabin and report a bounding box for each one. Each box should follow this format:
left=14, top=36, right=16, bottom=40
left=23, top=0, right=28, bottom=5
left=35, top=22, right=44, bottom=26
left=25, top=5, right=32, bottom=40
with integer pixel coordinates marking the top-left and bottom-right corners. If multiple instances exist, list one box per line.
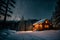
left=33, top=19, right=52, bottom=31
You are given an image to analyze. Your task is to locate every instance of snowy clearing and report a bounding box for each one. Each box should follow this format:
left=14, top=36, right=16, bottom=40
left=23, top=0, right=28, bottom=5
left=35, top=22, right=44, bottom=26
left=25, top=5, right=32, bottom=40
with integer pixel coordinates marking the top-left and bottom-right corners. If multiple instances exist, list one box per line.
left=0, top=30, right=60, bottom=40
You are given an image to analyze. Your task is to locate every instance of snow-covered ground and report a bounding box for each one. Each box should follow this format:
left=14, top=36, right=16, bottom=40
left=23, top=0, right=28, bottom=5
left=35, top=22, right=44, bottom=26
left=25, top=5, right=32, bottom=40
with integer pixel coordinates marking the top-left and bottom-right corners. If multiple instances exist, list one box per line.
left=0, top=30, right=60, bottom=40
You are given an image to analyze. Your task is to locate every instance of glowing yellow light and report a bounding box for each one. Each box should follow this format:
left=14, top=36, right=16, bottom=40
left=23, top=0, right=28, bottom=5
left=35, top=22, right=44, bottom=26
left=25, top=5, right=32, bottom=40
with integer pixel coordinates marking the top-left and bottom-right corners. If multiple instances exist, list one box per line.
left=45, top=25, right=49, bottom=28
left=45, top=21, right=48, bottom=23
left=35, top=24, right=39, bottom=28
left=33, top=24, right=39, bottom=31
left=40, top=24, right=42, bottom=27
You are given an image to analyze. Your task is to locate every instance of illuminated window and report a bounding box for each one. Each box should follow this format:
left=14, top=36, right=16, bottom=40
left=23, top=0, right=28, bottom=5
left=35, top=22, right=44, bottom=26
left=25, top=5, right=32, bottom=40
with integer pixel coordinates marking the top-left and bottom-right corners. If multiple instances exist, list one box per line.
left=45, top=25, right=49, bottom=28
left=33, top=24, right=39, bottom=31
left=45, top=21, right=48, bottom=23
left=40, top=24, right=42, bottom=27
left=35, top=24, right=39, bottom=28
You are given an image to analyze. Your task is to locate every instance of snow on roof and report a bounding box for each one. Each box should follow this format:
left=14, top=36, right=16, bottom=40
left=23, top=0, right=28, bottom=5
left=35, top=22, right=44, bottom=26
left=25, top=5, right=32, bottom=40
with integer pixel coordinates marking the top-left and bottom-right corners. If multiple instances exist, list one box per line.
left=33, top=19, right=46, bottom=25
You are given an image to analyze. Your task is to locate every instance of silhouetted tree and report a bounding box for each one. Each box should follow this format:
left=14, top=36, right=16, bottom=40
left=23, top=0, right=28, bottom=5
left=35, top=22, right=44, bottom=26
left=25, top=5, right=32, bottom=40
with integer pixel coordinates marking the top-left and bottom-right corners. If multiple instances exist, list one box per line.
left=0, top=0, right=16, bottom=29
left=52, top=0, right=60, bottom=29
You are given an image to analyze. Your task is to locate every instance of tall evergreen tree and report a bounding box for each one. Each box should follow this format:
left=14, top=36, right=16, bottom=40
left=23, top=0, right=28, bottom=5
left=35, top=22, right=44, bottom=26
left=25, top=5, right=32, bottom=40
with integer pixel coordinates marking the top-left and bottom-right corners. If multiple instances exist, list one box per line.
left=52, top=0, right=60, bottom=29
left=0, top=0, right=16, bottom=29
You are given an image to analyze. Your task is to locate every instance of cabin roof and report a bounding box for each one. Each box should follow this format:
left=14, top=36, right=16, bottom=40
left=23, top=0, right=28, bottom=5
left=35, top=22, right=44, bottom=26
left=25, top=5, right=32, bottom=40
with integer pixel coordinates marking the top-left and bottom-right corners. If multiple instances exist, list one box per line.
left=33, top=19, right=47, bottom=25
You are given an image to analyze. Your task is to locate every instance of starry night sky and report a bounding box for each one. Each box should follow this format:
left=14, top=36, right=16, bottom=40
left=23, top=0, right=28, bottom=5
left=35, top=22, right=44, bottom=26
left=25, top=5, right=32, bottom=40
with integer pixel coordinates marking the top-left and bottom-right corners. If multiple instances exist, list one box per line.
left=11, top=0, right=57, bottom=20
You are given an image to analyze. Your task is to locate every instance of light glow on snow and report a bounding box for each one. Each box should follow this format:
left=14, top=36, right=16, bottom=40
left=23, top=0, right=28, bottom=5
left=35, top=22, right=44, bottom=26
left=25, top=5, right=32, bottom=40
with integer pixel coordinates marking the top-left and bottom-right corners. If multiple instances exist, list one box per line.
left=17, top=31, right=33, bottom=34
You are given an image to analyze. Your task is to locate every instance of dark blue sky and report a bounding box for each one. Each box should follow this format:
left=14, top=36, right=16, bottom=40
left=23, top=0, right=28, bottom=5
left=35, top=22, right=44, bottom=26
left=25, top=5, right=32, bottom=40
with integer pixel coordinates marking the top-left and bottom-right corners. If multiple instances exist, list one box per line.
left=12, top=0, right=57, bottom=20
